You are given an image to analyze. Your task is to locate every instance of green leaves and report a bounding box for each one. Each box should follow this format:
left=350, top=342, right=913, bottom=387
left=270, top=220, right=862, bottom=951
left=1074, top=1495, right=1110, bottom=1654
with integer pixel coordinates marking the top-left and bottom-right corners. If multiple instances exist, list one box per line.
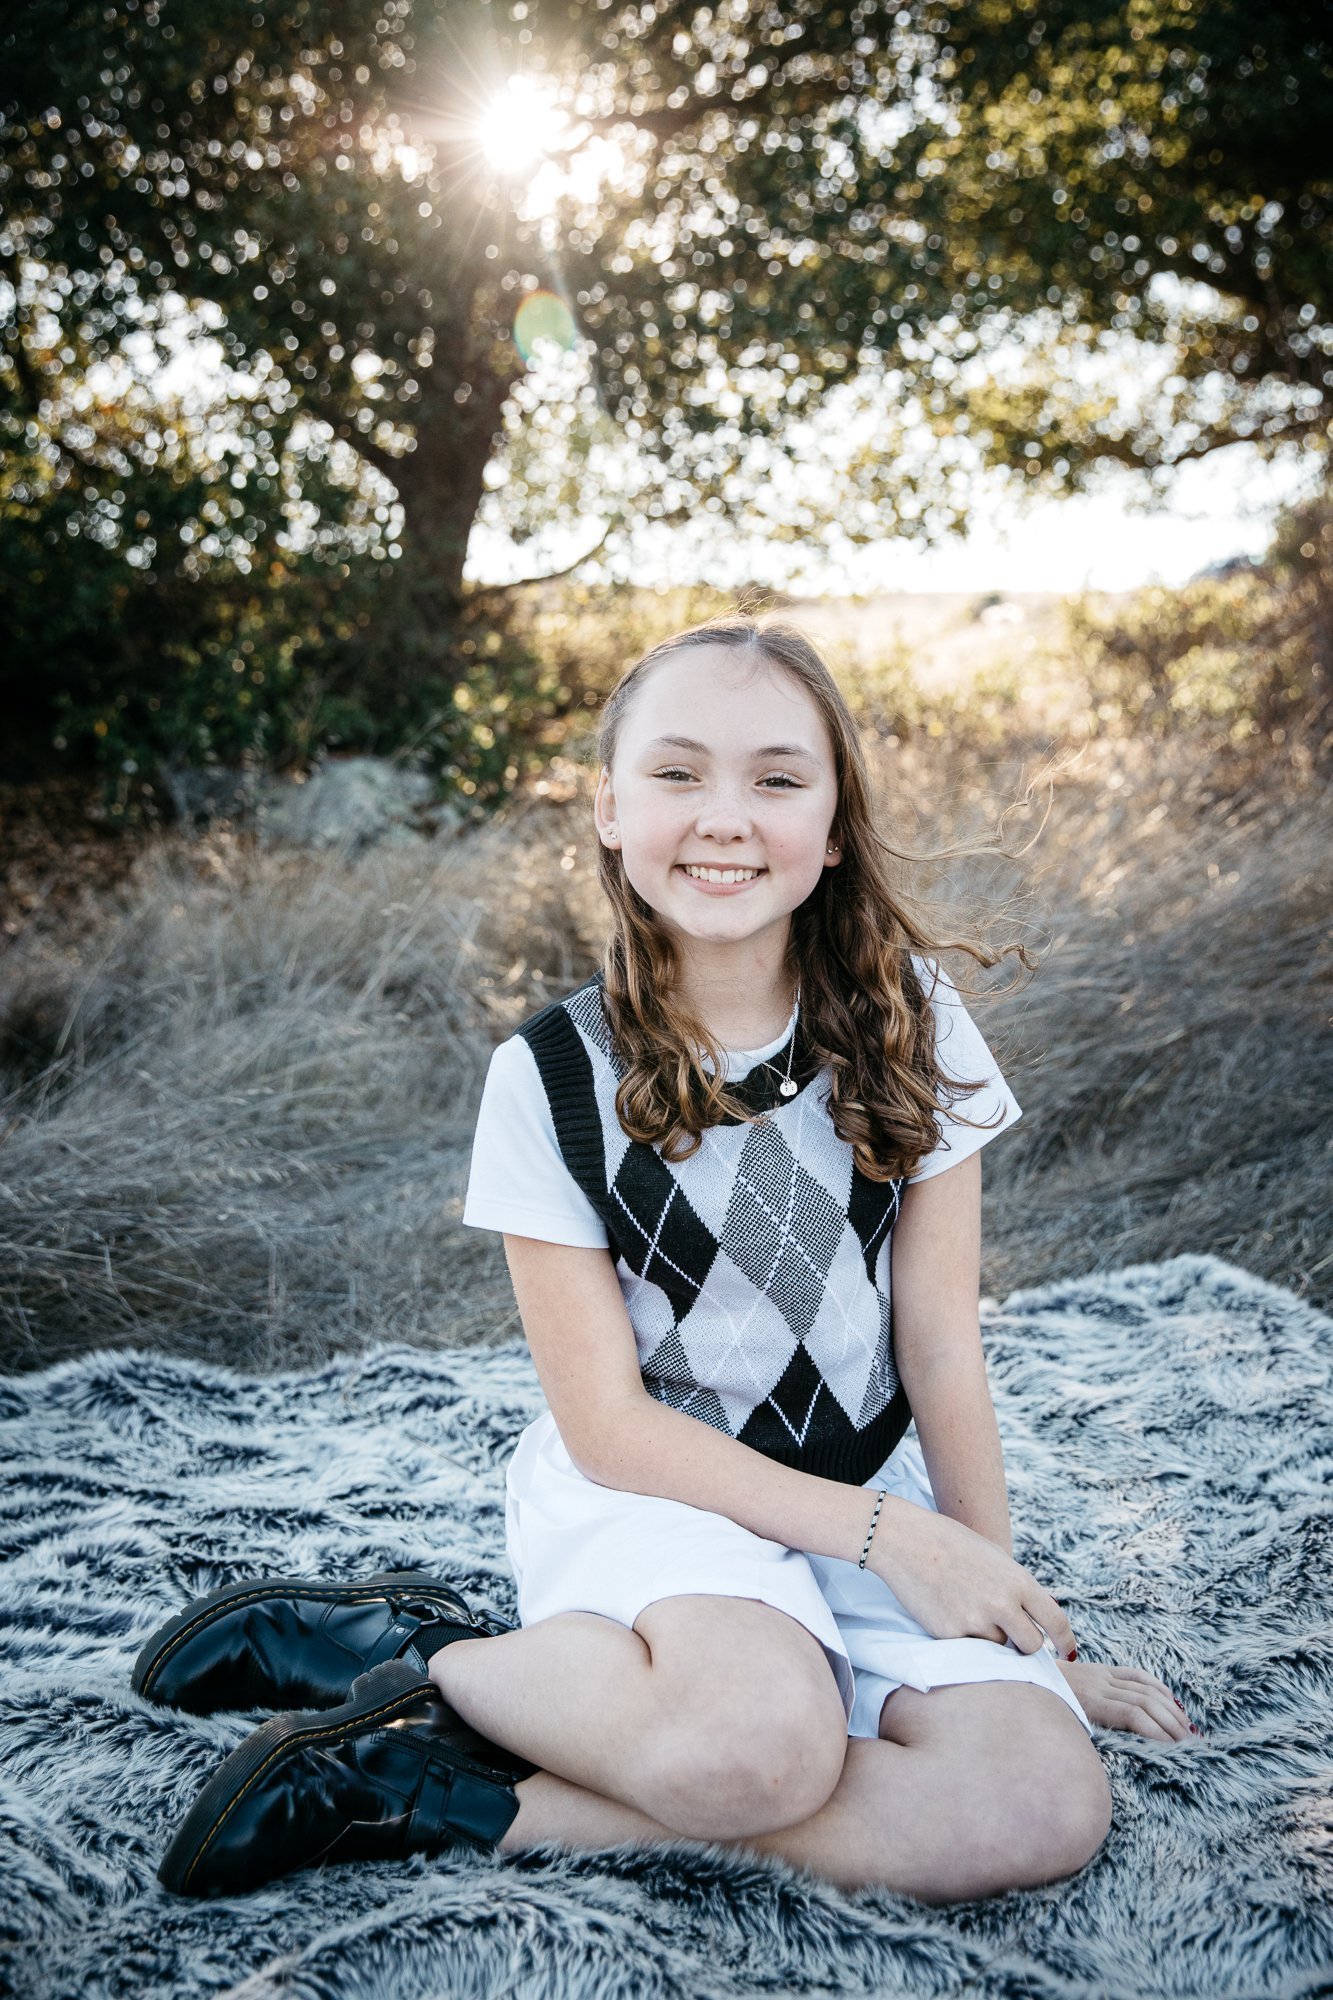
left=2, top=0, right=1328, bottom=792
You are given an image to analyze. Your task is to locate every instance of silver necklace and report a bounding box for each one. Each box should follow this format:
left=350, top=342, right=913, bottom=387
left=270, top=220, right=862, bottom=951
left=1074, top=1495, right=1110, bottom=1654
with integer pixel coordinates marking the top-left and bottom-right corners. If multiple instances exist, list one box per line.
left=757, top=986, right=801, bottom=1099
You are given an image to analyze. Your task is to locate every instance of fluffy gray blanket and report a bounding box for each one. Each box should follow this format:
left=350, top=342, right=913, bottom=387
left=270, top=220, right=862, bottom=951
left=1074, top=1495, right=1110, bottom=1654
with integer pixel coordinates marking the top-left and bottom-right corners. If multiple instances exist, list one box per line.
left=2, top=1253, right=1330, bottom=2000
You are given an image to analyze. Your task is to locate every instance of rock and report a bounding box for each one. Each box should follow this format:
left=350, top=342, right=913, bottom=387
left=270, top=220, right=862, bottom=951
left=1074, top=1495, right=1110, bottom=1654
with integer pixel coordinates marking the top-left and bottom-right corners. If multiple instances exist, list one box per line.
left=256, top=756, right=436, bottom=854
left=159, top=756, right=462, bottom=854
left=158, top=762, right=257, bottom=825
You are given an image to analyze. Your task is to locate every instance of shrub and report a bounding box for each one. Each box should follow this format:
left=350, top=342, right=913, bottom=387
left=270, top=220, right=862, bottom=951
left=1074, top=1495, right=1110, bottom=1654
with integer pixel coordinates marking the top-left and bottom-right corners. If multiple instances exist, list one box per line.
left=1060, top=487, right=1333, bottom=770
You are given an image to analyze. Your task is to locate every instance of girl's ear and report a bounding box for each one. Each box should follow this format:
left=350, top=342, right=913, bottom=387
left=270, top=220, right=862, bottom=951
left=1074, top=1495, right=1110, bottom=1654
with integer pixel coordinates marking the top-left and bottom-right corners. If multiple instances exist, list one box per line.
left=593, top=767, right=620, bottom=844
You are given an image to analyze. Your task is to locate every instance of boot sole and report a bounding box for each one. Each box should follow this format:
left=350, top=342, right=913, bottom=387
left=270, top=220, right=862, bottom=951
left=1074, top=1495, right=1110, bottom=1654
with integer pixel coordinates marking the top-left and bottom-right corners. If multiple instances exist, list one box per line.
left=157, top=1658, right=434, bottom=1897
left=132, top=1570, right=472, bottom=1703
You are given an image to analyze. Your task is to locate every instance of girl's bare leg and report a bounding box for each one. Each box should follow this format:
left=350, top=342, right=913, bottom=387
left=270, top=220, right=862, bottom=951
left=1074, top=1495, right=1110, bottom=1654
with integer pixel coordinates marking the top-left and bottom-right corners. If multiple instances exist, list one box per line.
left=428, top=1599, right=1112, bottom=1904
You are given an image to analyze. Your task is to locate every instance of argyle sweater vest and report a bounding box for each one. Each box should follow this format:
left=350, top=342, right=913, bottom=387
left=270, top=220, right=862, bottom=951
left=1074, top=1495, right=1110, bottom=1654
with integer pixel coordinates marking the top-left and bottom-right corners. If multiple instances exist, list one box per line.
left=517, top=972, right=913, bottom=1487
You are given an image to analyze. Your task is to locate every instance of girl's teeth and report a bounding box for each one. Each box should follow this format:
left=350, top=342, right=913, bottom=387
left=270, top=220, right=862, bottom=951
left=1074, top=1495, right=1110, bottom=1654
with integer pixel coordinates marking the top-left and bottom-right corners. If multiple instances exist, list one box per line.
left=684, top=866, right=758, bottom=883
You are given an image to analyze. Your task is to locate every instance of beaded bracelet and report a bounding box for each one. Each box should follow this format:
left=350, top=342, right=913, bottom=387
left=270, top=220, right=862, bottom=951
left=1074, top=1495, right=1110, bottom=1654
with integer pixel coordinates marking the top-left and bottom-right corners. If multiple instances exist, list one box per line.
left=859, top=1489, right=887, bottom=1569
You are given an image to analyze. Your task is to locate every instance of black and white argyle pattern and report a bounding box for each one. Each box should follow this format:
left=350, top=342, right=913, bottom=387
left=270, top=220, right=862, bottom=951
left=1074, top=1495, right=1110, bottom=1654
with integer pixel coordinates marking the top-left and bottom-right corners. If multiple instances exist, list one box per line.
left=518, top=974, right=912, bottom=1486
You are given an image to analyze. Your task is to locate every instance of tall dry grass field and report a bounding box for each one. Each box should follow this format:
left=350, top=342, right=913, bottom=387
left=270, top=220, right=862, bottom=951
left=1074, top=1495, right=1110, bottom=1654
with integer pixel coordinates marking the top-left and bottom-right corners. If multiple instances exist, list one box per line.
left=0, top=618, right=1328, bottom=1375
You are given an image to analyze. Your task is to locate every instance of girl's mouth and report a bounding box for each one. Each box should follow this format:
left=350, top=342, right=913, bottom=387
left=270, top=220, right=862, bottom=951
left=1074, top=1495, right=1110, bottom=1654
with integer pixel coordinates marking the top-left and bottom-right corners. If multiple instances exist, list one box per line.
left=674, top=866, right=766, bottom=894
left=680, top=864, right=764, bottom=888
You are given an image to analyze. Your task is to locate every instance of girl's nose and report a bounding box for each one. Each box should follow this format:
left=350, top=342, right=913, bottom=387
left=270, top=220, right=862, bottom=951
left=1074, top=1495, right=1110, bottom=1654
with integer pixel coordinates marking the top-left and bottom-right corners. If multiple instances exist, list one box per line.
left=692, top=797, right=754, bottom=838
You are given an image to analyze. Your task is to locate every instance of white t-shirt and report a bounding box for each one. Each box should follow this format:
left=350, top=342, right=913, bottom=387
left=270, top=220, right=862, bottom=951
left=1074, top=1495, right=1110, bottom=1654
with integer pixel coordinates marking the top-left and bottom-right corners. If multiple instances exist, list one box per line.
left=462, top=957, right=1022, bottom=1249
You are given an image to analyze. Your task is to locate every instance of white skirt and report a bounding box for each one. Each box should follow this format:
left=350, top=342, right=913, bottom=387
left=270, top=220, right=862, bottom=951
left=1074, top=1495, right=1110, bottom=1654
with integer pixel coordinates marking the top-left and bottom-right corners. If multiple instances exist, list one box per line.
left=504, top=1410, right=1094, bottom=1742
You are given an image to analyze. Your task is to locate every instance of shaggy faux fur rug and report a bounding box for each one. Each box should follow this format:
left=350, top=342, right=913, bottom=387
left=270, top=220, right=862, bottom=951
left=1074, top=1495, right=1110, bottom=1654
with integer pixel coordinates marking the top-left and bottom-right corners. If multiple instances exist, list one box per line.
left=1, top=1252, right=1330, bottom=2000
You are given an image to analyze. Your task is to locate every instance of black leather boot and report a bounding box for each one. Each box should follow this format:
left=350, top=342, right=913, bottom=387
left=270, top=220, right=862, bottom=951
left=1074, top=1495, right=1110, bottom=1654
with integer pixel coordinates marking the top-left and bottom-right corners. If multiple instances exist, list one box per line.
left=157, top=1657, right=540, bottom=1898
left=132, top=1570, right=510, bottom=1714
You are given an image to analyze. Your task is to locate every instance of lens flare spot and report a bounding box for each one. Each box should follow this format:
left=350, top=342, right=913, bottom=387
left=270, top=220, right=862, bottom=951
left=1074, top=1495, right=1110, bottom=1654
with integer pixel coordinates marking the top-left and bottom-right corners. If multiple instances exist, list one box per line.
left=514, top=290, right=576, bottom=362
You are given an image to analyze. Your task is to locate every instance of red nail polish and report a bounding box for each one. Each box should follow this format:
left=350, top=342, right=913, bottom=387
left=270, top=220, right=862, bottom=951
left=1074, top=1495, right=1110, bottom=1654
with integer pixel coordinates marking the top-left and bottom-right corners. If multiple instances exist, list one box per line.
left=1173, top=1697, right=1185, bottom=1710
left=1065, top=1646, right=1078, bottom=1661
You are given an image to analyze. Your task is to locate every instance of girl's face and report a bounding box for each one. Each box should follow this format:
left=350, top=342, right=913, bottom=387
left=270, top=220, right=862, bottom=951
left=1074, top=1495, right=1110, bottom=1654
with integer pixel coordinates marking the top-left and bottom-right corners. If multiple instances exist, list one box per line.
left=593, top=646, right=842, bottom=955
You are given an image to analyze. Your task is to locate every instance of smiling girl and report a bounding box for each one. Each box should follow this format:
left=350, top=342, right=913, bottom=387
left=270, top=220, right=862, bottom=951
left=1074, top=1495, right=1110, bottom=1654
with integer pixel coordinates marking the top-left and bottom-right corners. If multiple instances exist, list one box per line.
left=142, top=616, right=1197, bottom=1904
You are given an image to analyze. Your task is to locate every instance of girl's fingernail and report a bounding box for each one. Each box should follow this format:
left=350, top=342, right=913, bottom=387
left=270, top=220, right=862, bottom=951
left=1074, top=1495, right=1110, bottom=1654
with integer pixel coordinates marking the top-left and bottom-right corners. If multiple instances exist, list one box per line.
left=1173, top=1697, right=1186, bottom=1710
left=1189, top=1723, right=1201, bottom=1734
left=1065, top=1647, right=1078, bottom=1661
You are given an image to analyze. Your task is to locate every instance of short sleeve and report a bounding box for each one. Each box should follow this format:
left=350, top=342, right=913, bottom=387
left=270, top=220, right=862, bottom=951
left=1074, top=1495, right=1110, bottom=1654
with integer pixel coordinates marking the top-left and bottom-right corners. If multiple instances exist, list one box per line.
left=462, top=1036, right=611, bottom=1248
left=906, top=956, right=1023, bottom=1184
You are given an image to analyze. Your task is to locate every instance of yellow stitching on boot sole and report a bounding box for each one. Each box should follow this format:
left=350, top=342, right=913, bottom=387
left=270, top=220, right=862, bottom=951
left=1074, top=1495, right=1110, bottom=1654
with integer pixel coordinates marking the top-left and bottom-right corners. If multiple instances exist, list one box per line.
left=140, top=1581, right=460, bottom=1692
left=181, top=1684, right=434, bottom=1891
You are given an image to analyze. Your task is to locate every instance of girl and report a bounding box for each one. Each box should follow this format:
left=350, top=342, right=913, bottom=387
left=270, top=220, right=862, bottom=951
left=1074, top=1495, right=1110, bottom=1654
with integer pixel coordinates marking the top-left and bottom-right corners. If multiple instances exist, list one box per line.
left=139, top=617, right=1198, bottom=1905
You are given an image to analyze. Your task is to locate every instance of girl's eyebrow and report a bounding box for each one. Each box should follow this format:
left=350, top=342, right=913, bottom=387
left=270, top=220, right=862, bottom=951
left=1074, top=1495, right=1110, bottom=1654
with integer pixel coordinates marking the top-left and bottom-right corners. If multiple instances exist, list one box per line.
left=644, top=733, right=818, bottom=762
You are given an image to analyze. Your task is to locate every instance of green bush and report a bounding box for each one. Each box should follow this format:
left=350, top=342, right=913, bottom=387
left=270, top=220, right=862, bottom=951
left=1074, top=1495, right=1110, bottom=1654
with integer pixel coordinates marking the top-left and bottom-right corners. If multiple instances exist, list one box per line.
left=1060, top=489, right=1333, bottom=764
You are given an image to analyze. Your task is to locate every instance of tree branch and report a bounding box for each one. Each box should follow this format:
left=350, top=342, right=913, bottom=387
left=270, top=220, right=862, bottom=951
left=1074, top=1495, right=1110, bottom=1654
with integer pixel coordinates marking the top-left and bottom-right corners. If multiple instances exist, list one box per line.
left=563, top=80, right=850, bottom=150
left=324, top=417, right=405, bottom=486
left=1076, top=417, right=1321, bottom=473
left=464, top=511, right=625, bottom=595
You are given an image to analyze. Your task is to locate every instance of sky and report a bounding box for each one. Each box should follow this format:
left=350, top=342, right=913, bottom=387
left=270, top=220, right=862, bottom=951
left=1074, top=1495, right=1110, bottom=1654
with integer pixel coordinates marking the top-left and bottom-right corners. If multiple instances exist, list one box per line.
left=466, top=427, right=1312, bottom=601
left=864, top=450, right=1306, bottom=596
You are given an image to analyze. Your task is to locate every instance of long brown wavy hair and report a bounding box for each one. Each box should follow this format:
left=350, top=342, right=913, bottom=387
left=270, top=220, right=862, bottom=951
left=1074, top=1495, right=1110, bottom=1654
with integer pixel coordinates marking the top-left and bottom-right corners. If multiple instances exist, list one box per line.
left=594, top=614, right=1041, bottom=1182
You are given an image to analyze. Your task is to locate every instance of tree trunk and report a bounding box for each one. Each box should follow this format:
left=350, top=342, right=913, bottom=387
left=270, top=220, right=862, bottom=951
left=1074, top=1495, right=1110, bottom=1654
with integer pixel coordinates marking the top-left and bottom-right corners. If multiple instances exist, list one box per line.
left=345, top=351, right=518, bottom=725
left=393, top=367, right=514, bottom=618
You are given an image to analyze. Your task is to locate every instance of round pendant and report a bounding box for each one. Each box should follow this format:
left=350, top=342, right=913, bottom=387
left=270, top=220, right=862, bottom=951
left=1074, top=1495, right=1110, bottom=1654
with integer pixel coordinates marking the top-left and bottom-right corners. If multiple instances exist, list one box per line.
left=778, top=1078, right=797, bottom=1097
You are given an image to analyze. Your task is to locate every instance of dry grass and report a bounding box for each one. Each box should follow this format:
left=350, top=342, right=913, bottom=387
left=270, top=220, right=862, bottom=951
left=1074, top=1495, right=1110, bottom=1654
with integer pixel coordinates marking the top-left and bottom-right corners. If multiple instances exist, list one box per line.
left=0, top=807, right=598, bottom=1373
left=0, top=724, right=1328, bottom=1376
left=935, top=746, right=1330, bottom=1307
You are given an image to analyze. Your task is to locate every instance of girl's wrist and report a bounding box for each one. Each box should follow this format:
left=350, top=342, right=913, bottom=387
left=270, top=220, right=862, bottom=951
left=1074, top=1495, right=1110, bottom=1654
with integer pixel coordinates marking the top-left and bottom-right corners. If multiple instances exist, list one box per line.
left=857, top=1488, right=888, bottom=1569
left=857, top=1493, right=916, bottom=1579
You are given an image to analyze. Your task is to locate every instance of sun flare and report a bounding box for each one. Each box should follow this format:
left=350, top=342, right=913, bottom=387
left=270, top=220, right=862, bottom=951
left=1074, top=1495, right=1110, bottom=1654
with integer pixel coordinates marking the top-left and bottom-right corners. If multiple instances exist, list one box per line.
left=477, top=77, right=569, bottom=173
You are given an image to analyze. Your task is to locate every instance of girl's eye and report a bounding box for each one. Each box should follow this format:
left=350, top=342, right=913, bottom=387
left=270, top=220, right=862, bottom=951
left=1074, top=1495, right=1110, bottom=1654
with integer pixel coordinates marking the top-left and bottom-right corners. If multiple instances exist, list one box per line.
left=644, top=768, right=792, bottom=784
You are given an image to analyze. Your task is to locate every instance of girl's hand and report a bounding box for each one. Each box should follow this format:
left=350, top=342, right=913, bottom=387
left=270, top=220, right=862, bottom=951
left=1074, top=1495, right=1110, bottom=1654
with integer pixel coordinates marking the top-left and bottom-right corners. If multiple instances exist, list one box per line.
left=1058, top=1659, right=1202, bottom=1743
left=868, top=1501, right=1078, bottom=1657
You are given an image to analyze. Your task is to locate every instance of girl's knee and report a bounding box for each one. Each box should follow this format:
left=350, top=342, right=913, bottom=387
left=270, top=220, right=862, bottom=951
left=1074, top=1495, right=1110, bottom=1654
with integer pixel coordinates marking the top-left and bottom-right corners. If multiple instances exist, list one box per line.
left=640, top=1683, right=848, bottom=1838
left=1048, top=1748, right=1113, bottom=1873
left=631, top=1601, right=849, bottom=1836
left=993, top=1719, right=1113, bottom=1888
